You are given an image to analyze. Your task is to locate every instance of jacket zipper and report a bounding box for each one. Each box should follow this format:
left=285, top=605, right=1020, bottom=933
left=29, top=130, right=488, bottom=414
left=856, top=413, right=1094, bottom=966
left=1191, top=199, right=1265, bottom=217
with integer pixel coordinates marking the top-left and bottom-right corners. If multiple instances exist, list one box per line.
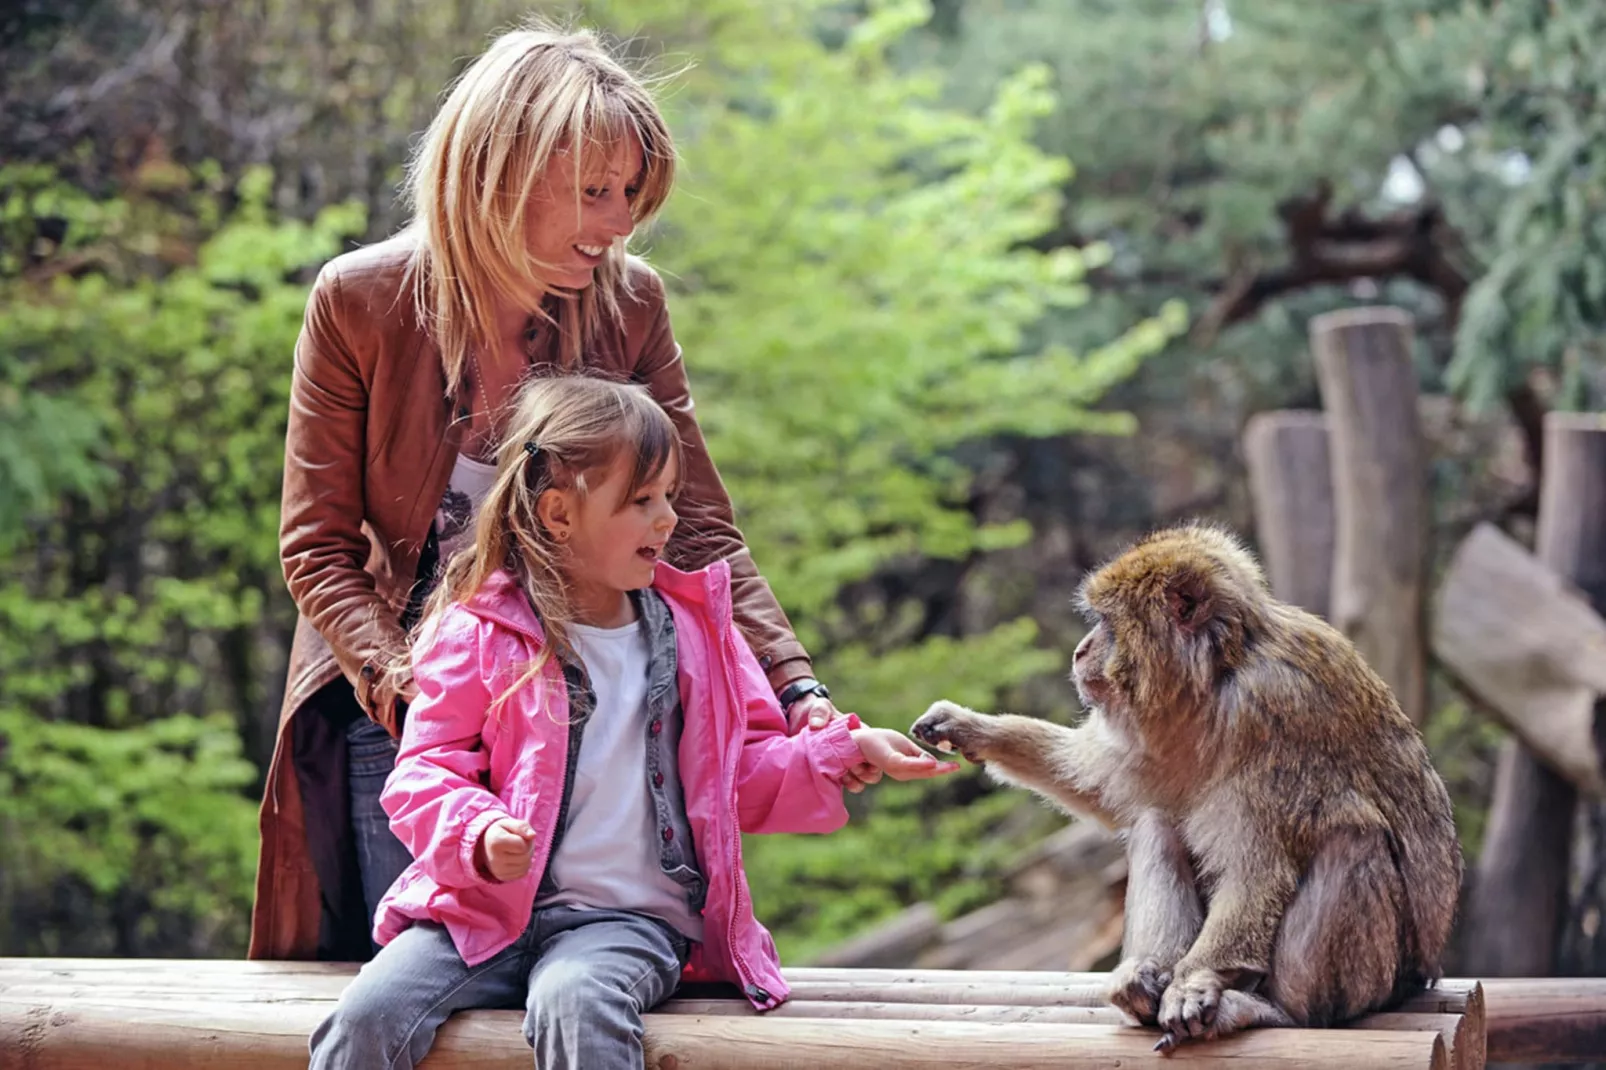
left=721, top=618, right=768, bottom=1005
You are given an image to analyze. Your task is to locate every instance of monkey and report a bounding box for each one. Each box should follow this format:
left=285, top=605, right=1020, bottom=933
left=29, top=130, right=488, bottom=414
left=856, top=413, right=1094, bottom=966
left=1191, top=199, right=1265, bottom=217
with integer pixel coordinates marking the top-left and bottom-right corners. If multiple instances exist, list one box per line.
left=910, top=523, right=1462, bottom=1052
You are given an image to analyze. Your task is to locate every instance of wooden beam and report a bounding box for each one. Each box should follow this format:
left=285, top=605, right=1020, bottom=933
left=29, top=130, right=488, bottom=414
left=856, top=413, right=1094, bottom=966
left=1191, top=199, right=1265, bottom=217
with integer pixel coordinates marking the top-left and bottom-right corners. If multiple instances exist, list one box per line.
left=61, top=960, right=1606, bottom=1065
left=1431, top=521, right=1606, bottom=796
left=1482, top=976, right=1606, bottom=1063
left=0, top=993, right=1450, bottom=1070
left=1241, top=410, right=1336, bottom=619
left=665, top=1000, right=1480, bottom=1070
left=1310, top=306, right=1430, bottom=724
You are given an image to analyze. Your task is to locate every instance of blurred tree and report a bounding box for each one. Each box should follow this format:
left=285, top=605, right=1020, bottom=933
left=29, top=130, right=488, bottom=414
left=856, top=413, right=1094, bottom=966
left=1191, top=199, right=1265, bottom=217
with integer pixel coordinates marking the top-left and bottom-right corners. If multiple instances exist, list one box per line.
left=0, top=0, right=1183, bottom=958
left=0, top=164, right=363, bottom=954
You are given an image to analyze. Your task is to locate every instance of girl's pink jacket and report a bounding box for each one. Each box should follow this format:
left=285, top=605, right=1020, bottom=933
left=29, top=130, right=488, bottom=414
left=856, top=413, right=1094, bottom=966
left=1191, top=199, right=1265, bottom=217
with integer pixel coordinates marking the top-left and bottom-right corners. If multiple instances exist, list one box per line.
left=373, top=559, right=864, bottom=1010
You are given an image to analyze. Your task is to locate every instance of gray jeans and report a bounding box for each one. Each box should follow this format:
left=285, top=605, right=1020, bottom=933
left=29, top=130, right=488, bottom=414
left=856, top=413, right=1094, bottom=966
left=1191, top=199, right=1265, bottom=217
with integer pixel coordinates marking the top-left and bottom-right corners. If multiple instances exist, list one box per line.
left=308, top=906, right=690, bottom=1070
left=346, top=717, right=416, bottom=951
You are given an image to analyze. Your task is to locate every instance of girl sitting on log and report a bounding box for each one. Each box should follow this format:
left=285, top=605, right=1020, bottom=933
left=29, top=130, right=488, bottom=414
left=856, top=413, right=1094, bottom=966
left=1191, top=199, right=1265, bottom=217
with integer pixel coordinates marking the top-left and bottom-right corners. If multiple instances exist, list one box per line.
left=307, top=376, right=957, bottom=1070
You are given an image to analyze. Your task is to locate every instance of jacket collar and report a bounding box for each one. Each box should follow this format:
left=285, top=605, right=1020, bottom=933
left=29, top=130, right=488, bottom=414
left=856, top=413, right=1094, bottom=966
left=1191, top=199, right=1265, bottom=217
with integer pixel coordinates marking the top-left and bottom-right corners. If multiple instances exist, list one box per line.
left=457, top=558, right=733, bottom=641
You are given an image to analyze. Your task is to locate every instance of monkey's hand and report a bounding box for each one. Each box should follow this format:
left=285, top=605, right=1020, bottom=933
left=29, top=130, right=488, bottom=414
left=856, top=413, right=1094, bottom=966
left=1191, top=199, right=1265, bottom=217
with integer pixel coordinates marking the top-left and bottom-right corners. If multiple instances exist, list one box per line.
left=1107, top=956, right=1171, bottom=1027
left=909, top=700, right=999, bottom=764
left=1156, top=966, right=1227, bottom=1051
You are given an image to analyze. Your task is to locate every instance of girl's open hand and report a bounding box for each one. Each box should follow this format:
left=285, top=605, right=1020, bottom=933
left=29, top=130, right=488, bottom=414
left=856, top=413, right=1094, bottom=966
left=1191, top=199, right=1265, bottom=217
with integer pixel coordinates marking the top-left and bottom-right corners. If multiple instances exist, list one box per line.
left=475, top=817, right=538, bottom=882
left=849, top=727, right=961, bottom=783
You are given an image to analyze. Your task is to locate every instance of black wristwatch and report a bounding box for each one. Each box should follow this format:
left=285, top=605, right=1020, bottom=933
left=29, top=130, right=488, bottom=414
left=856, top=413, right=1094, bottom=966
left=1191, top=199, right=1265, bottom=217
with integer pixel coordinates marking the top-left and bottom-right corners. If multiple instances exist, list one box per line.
left=777, top=677, right=830, bottom=711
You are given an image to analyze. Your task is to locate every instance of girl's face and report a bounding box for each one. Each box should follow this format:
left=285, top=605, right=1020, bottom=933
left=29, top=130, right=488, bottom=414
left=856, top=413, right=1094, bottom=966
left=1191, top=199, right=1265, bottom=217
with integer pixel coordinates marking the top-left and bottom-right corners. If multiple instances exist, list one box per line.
left=525, top=135, right=644, bottom=291
left=543, top=450, right=679, bottom=626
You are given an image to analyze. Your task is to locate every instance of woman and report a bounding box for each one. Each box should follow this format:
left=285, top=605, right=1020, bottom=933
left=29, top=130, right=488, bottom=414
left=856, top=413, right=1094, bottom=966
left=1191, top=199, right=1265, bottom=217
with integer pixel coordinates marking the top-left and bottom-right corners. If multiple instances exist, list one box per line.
left=250, top=21, right=860, bottom=962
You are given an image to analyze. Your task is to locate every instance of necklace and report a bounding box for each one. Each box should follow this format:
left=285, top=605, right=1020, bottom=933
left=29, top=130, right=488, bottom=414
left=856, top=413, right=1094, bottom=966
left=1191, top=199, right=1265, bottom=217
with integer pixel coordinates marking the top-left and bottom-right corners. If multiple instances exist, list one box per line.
left=464, top=320, right=539, bottom=458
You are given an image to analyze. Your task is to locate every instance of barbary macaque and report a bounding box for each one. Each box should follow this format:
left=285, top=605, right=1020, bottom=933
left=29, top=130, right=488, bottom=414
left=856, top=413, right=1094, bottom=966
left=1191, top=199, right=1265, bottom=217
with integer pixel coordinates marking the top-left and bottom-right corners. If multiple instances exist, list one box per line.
left=911, top=524, right=1461, bottom=1052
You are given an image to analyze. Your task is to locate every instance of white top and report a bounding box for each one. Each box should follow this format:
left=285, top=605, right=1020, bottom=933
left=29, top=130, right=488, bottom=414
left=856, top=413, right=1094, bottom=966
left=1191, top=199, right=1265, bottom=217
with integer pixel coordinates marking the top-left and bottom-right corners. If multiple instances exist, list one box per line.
left=434, top=453, right=499, bottom=566
left=536, top=617, right=704, bottom=942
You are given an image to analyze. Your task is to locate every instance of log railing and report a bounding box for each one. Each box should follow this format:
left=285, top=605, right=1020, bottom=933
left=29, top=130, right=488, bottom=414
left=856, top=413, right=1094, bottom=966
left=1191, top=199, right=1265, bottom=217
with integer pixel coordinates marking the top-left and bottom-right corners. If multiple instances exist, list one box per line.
left=9, top=959, right=1602, bottom=1069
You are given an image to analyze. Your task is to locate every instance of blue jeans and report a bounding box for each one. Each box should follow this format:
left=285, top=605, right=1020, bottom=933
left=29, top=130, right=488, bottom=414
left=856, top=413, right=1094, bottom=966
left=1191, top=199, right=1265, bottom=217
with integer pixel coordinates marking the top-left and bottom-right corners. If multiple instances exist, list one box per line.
left=347, top=717, right=415, bottom=951
left=308, top=906, right=690, bottom=1070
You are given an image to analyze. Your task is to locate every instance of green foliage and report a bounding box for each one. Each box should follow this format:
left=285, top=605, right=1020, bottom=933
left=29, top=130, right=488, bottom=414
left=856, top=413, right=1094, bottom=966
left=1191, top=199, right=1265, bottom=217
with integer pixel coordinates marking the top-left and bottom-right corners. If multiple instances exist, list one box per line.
left=601, top=0, right=1184, bottom=953
left=0, top=709, right=259, bottom=956
left=0, top=165, right=364, bottom=953
left=1450, top=4, right=1606, bottom=410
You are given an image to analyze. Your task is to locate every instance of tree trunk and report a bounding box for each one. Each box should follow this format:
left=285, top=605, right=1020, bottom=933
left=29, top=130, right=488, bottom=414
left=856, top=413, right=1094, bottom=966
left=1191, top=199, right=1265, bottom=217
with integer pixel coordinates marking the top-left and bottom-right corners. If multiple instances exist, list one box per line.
left=1242, top=410, right=1335, bottom=618
left=1310, top=307, right=1429, bottom=724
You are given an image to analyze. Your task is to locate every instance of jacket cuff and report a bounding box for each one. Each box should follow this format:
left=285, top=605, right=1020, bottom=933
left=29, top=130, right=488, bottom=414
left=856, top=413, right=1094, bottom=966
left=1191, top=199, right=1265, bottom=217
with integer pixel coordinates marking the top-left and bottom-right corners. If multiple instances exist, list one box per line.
left=460, top=805, right=512, bottom=885
left=821, top=713, right=865, bottom=777
left=763, top=655, right=815, bottom=696
left=355, top=662, right=406, bottom=737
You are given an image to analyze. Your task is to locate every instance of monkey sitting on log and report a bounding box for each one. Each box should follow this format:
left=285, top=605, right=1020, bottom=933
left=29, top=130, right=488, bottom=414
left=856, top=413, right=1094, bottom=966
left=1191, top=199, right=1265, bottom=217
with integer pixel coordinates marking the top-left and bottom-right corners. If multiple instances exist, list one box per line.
left=911, top=524, right=1461, bottom=1052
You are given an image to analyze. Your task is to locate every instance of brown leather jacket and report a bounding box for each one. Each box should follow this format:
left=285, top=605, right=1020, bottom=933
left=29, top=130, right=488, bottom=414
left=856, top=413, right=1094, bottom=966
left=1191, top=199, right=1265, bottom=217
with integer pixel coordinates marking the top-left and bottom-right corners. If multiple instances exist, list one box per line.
left=249, top=234, right=810, bottom=961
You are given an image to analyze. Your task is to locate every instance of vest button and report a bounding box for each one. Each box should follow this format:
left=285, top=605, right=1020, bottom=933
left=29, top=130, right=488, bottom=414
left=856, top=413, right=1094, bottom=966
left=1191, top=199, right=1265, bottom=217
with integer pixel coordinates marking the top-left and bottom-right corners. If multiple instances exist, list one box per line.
left=661, top=827, right=674, bottom=842
left=653, top=772, right=665, bottom=788
left=649, top=719, right=662, bottom=736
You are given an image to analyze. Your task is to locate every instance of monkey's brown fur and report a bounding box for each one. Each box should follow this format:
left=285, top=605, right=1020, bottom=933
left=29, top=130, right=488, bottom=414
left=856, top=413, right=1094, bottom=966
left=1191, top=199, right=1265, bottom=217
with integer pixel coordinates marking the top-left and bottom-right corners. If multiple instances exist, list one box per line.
left=912, top=524, right=1461, bottom=1051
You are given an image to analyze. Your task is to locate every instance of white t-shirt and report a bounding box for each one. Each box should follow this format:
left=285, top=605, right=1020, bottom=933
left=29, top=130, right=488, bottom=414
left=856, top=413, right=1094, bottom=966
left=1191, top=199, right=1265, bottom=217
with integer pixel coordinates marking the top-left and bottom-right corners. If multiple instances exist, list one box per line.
left=536, top=617, right=705, bottom=942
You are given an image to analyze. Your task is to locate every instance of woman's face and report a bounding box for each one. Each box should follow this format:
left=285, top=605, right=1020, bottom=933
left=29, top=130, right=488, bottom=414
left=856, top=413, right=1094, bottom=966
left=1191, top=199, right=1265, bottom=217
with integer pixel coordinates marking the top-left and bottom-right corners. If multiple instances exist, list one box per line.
left=526, top=135, right=644, bottom=290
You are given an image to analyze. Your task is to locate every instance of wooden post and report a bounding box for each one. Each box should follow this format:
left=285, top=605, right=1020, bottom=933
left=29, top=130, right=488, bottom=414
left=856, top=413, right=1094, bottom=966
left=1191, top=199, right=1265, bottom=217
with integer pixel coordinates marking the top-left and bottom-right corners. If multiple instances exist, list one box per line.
left=1242, top=410, right=1336, bottom=618
left=1541, top=414, right=1606, bottom=980
left=1465, top=413, right=1606, bottom=982
left=1310, top=307, right=1429, bottom=723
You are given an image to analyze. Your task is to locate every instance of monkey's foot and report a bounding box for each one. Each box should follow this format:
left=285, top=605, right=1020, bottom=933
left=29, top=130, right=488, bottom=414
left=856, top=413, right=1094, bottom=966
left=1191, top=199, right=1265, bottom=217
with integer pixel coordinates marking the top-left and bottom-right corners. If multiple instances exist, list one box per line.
left=1155, top=978, right=1291, bottom=1053
left=1107, top=956, right=1171, bottom=1026
left=1157, top=967, right=1224, bottom=1045
left=910, top=701, right=993, bottom=764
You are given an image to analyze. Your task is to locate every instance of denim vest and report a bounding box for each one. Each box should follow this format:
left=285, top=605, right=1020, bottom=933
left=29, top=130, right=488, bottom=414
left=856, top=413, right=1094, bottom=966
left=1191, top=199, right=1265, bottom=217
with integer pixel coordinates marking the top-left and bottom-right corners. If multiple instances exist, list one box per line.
left=535, top=589, right=708, bottom=924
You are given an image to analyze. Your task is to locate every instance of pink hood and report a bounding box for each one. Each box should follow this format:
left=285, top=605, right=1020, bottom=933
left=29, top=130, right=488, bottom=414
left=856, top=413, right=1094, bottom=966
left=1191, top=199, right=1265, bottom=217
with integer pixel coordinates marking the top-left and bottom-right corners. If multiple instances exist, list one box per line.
left=373, top=559, right=863, bottom=1009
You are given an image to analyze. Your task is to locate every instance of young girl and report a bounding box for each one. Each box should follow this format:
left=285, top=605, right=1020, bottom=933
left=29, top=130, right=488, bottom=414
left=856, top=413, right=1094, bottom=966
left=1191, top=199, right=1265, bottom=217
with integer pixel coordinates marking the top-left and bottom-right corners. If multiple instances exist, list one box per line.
left=308, top=376, right=958, bottom=1070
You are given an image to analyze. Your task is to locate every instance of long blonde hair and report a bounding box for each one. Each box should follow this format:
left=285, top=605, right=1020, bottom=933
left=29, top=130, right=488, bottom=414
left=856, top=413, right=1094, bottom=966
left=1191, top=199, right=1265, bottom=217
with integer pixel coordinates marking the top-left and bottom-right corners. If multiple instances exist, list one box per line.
left=402, top=375, right=683, bottom=712
left=405, top=18, right=677, bottom=390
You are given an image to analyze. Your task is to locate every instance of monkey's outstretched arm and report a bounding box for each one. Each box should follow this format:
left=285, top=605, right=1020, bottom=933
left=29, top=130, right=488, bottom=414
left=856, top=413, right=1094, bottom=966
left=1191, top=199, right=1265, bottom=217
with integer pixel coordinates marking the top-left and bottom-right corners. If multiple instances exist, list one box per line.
left=910, top=701, right=1118, bottom=825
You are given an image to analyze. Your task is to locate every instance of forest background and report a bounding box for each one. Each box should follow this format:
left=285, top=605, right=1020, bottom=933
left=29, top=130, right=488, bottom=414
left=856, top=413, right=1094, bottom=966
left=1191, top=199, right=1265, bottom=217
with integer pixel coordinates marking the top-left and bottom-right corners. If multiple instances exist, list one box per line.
left=3, top=0, right=1603, bottom=970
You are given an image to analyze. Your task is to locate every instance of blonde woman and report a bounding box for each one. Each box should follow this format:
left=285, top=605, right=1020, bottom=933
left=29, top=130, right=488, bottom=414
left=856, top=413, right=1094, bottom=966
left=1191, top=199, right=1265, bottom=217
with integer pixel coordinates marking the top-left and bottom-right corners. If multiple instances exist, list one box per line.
left=252, top=22, right=861, bottom=964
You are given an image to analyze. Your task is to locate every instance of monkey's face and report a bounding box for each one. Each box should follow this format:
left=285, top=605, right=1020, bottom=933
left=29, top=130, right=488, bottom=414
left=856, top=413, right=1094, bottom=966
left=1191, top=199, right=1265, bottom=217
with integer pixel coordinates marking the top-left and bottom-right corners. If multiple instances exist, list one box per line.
left=1074, top=527, right=1263, bottom=721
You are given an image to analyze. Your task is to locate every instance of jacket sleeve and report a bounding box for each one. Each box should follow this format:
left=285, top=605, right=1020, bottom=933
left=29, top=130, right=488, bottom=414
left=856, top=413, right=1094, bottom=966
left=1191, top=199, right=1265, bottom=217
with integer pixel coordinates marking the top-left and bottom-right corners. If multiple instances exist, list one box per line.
left=279, top=261, right=409, bottom=732
left=727, top=619, right=862, bottom=835
left=379, top=608, right=513, bottom=889
left=628, top=263, right=814, bottom=696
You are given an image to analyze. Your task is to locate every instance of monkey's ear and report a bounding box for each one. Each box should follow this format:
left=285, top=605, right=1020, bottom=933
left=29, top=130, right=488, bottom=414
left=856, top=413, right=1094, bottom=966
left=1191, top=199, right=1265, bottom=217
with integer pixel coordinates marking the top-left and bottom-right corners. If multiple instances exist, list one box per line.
left=1164, top=572, right=1214, bottom=633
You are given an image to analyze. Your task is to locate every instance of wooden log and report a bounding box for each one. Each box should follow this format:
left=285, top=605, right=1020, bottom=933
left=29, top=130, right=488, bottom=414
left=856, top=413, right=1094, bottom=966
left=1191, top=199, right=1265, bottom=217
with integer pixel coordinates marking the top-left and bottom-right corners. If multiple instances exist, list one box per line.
left=1431, top=521, right=1606, bottom=796
left=1359, top=1013, right=1481, bottom=1070
left=661, top=998, right=1116, bottom=1024
left=0, top=993, right=1450, bottom=1070
left=1310, top=306, right=1429, bottom=724
left=666, top=998, right=1480, bottom=1069
left=1482, top=976, right=1606, bottom=1063
left=0, top=960, right=1484, bottom=1017
left=1242, top=410, right=1336, bottom=618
